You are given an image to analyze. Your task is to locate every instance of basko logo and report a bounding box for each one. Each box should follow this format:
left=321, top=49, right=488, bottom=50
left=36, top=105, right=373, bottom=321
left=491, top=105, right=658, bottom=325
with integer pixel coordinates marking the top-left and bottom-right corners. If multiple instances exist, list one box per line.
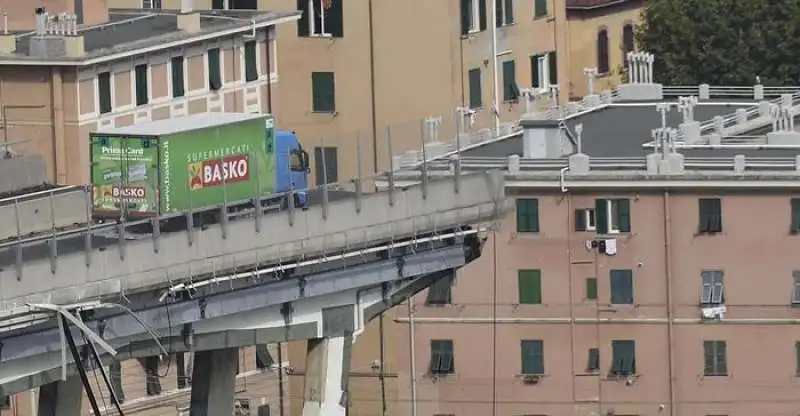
left=112, top=186, right=146, bottom=198
left=189, top=154, right=250, bottom=189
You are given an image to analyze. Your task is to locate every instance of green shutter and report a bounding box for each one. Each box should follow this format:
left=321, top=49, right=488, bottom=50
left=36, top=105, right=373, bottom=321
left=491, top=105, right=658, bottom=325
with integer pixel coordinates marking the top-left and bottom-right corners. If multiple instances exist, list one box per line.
left=312, top=72, right=336, bottom=113
left=171, top=56, right=185, bottom=98
left=208, top=48, right=221, bottom=90
left=98, top=72, right=112, bottom=114
left=611, top=340, right=636, bottom=375
left=610, top=269, right=633, bottom=304
left=534, top=0, right=547, bottom=17
left=244, top=41, right=259, bottom=82
left=504, top=0, right=514, bottom=24
left=586, top=277, right=598, bottom=300
left=715, top=341, right=727, bottom=374
left=135, top=64, right=148, bottom=106
left=516, top=198, right=540, bottom=233
left=595, top=199, right=608, bottom=234
left=460, top=0, right=471, bottom=35
left=616, top=198, right=631, bottom=232
left=468, top=68, right=482, bottom=109
left=297, top=0, right=310, bottom=36
left=791, top=198, right=800, bottom=232
left=521, top=340, right=544, bottom=374
left=531, top=55, right=541, bottom=89
left=548, top=51, right=557, bottom=85
left=518, top=269, right=542, bottom=304
left=795, top=342, right=800, bottom=375
left=502, top=60, right=518, bottom=101
left=478, top=0, right=487, bottom=31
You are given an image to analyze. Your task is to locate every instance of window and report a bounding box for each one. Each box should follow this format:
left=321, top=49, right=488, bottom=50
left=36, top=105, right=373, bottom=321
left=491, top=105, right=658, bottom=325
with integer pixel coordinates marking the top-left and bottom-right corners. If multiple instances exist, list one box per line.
left=597, top=28, right=609, bottom=74
left=208, top=48, right=222, bottom=90
left=426, top=272, right=455, bottom=305
left=585, top=277, right=598, bottom=300
left=530, top=52, right=556, bottom=91
left=141, top=356, right=162, bottom=396
left=468, top=68, right=482, bottom=109
left=701, top=270, right=724, bottom=305
left=574, top=208, right=596, bottom=231
left=314, top=146, right=338, bottom=185
left=256, top=345, right=274, bottom=369
left=703, top=341, right=727, bottom=376
left=520, top=340, right=544, bottom=374
left=297, top=0, right=344, bottom=37
left=97, top=71, right=112, bottom=114
left=518, top=269, right=542, bottom=304
left=610, top=340, right=636, bottom=376
left=496, top=0, right=514, bottom=26
left=698, top=198, right=722, bottom=233
left=110, top=360, right=125, bottom=400
left=290, top=151, right=304, bottom=172
left=516, top=198, right=539, bottom=233
left=502, top=60, right=519, bottom=101
left=587, top=348, right=600, bottom=372
left=595, top=198, right=631, bottom=234
left=796, top=341, right=800, bottom=376
left=171, top=56, right=185, bottom=98
left=142, top=0, right=162, bottom=8
left=0, top=395, right=9, bottom=409
left=622, top=24, right=635, bottom=68
left=610, top=269, right=633, bottom=304
left=134, top=64, right=148, bottom=106
left=534, top=0, right=547, bottom=18
left=790, top=198, right=800, bottom=233
left=224, top=0, right=258, bottom=8
left=793, top=271, right=800, bottom=306
left=311, top=71, right=336, bottom=113
left=244, top=40, right=259, bottom=82
left=429, top=340, right=455, bottom=375
left=460, top=0, right=487, bottom=35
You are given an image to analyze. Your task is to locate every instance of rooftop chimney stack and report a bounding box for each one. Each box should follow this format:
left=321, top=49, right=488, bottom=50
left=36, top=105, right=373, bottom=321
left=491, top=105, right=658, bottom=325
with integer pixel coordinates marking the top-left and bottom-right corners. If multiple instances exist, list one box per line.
left=0, top=12, right=15, bottom=54
left=28, top=7, right=85, bottom=58
left=177, top=0, right=201, bottom=33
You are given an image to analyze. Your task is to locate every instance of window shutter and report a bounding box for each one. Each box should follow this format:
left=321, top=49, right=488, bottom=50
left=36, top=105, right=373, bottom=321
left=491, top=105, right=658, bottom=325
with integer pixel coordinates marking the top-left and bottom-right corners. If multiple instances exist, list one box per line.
left=616, top=199, right=631, bottom=232
left=478, top=0, right=487, bottom=31
left=460, top=0, right=470, bottom=35
left=495, top=0, right=503, bottom=26
left=595, top=199, right=608, bottom=234
left=327, top=0, right=344, bottom=37
left=468, top=68, right=482, bottom=109
left=296, top=0, right=309, bottom=36
left=791, top=198, right=800, bottom=232
left=208, top=49, right=221, bottom=90
left=504, top=0, right=514, bottom=24
left=531, top=55, right=540, bottom=88
left=548, top=51, right=557, bottom=85
left=171, top=57, right=184, bottom=98
left=244, top=41, right=258, bottom=82
left=574, top=209, right=586, bottom=231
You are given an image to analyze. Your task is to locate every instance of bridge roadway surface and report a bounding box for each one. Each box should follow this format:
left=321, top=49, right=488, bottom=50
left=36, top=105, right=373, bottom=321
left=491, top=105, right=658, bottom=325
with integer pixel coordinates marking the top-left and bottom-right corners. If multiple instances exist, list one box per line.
left=0, top=171, right=506, bottom=306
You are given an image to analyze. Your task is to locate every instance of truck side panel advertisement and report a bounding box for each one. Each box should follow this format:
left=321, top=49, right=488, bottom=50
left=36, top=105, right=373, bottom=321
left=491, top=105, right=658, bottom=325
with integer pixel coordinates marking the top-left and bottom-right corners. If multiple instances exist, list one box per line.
left=160, top=119, right=276, bottom=214
left=90, top=135, right=160, bottom=217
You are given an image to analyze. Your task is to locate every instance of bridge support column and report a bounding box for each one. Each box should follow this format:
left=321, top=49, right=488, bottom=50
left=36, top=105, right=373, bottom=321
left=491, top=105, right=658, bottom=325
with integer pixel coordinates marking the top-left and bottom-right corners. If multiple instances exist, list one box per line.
left=188, top=347, right=239, bottom=416
left=37, top=376, right=82, bottom=416
left=302, top=335, right=353, bottom=416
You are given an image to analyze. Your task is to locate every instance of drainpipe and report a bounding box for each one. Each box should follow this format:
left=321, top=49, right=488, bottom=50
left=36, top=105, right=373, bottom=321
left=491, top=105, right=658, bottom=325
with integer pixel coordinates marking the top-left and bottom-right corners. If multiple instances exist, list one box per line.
left=367, top=0, right=379, bottom=175
left=663, top=190, right=676, bottom=416
left=489, top=0, right=500, bottom=132
left=51, top=68, right=66, bottom=183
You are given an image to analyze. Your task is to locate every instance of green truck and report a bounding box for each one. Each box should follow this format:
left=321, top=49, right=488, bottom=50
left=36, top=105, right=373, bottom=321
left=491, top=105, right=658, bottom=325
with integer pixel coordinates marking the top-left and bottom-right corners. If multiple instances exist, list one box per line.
left=90, top=112, right=310, bottom=220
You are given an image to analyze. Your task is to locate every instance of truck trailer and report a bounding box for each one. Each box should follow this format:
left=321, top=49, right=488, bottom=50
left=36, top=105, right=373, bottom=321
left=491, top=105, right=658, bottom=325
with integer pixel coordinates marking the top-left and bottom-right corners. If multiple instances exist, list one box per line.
left=90, top=112, right=309, bottom=224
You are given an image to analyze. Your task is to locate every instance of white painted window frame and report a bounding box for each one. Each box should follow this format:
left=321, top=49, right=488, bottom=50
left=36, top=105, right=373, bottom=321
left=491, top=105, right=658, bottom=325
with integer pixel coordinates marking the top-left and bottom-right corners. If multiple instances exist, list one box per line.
left=583, top=208, right=596, bottom=231
left=468, top=0, right=481, bottom=33
left=130, top=63, right=152, bottom=107
left=142, top=0, right=162, bottom=9
left=268, top=27, right=278, bottom=83
left=497, top=0, right=513, bottom=26
left=308, top=0, right=332, bottom=37
left=536, top=54, right=550, bottom=94
left=606, top=200, right=620, bottom=234
left=166, top=53, right=189, bottom=99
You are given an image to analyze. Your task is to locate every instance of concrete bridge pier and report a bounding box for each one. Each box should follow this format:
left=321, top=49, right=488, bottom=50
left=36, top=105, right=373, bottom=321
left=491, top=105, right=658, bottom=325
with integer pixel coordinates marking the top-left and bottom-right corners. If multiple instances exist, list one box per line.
left=301, top=335, right=353, bottom=416
left=188, top=347, right=240, bottom=416
left=37, top=376, right=82, bottom=416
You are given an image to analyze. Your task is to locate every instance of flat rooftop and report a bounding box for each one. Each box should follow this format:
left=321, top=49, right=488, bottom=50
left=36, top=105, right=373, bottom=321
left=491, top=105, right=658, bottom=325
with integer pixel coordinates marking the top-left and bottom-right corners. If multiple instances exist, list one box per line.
left=5, top=8, right=299, bottom=64
left=461, top=86, right=800, bottom=160
left=95, top=112, right=267, bottom=136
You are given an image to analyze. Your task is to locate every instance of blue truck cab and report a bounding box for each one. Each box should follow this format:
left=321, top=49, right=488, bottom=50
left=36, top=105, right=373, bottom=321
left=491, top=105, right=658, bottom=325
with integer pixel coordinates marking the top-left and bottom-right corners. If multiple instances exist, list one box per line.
left=273, top=128, right=309, bottom=208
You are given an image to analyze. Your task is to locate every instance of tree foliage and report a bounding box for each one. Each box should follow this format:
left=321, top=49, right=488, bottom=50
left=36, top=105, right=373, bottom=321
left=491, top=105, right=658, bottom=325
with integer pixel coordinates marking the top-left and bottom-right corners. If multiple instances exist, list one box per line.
left=636, top=0, right=800, bottom=86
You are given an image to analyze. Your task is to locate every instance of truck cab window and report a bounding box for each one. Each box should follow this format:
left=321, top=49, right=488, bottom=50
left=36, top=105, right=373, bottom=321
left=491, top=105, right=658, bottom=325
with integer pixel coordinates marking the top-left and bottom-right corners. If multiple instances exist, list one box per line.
left=290, top=151, right=304, bottom=172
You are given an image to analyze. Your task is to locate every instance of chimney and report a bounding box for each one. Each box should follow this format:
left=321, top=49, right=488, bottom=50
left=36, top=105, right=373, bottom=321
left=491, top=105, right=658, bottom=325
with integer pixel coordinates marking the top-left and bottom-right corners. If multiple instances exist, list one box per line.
left=0, top=12, right=16, bottom=54
left=177, top=0, right=201, bottom=33
left=28, top=8, right=85, bottom=58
